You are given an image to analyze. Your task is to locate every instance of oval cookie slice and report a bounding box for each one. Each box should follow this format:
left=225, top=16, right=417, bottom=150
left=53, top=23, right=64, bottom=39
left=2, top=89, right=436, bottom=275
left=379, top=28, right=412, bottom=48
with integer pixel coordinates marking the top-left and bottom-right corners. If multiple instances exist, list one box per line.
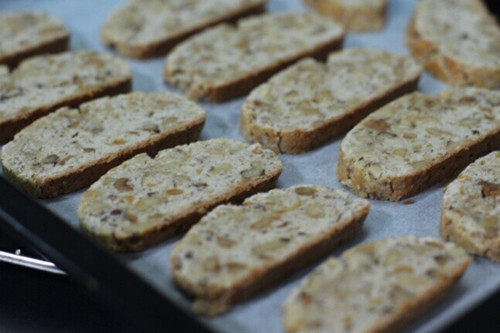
left=338, top=88, right=500, bottom=201
left=305, top=0, right=388, bottom=31
left=241, top=48, right=422, bottom=153
left=78, top=139, right=282, bottom=252
left=0, top=50, right=132, bottom=144
left=102, top=0, right=267, bottom=59
left=0, top=11, right=70, bottom=68
left=164, top=12, right=344, bottom=101
left=441, top=151, right=500, bottom=261
left=1, top=92, right=206, bottom=198
left=407, top=0, right=500, bottom=88
left=171, top=185, right=369, bottom=315
left=283, top=236, right=471, bottom=333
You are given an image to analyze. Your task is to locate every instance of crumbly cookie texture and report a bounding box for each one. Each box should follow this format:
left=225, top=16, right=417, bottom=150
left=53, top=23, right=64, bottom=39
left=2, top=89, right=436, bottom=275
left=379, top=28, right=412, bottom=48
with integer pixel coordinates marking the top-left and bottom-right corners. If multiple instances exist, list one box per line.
left=241, top=48, right=422, bottom=154
left=0, top=11, right=70, bottom=67
left=338, top=88, right=500, bottom=201
left=441, top=151, right=500, bottom=261
left=305, top=0, right=388, bottom=31
left=102, top=0, right=267, bottom=59
left=283, top=236, right=471, bottom=333
left=407, top=0, right=500, bottom=88
left=171, top=185, right=369, bottom=315
left=0, top=50, right=132, bottom=144
left=78, top=139, right=282, bottom=252
left=164, top=12, right=344, bottom=101
left=1, top=92, right=206, bottom=198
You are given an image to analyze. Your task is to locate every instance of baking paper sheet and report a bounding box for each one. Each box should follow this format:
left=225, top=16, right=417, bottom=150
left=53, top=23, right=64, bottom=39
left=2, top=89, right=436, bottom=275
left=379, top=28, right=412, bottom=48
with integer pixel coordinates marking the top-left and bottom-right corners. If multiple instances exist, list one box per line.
left=1, top=0, right=499, bottom=332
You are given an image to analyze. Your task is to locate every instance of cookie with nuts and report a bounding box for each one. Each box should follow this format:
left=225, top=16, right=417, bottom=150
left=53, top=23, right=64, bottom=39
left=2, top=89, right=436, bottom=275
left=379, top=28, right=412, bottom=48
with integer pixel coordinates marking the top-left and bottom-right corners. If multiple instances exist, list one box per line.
left=102, top=0, right=267, bottom=59
left=407, top=0, right=500, bottom=88
left=283, top=236, right=471, bottom=333
left=171, top=185, right=369, bottom=315
left=164, top=12, right=344, bottom=101
left=0, top=11, right=70, bottom=68
left=78, top=139, right=282, bottom=252
left=1, top=92, right=205, bottom=198
left=241, top=48, right=422, bottom=153
left=0, top=51, right=132, bottom=144
left=441, top=151, right=500, bottom=261
left=338, top=87, right=500, bottom=201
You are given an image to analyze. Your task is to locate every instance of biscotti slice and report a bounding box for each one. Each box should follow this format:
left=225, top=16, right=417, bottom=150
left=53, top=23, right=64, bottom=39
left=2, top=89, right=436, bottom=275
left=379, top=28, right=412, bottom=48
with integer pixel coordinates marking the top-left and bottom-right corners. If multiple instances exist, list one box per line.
left=0, top=11, right=70, bottom=68
left=164, top=12, right=344, bottom=101
left=171, top=185, right=370, bottom=315
left=1, top=92, right=206, bottom=198
left=441, top=151, right=499, bottom=261
left=102, top=0, right=267, bottom=59
left=241, top=48, right=422, bottom=153
left=305, top=0, right=388, bottom=31
left=338, top=88, right=500, bottom=201
left=0, top=50, right=132, bottom=144
left=407, top=0, right=500, bottom=88
left=78, top=139, right=282, bottom=252
left=283, top=236, right=471, bottom=333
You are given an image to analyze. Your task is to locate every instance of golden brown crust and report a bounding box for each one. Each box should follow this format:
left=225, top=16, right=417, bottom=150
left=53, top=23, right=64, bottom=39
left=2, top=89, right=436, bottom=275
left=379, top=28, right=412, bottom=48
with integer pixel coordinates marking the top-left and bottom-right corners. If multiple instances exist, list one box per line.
left=0, top=33, right=70, bottom=69
left=338, top=129, right=499, bottom=201
left=103, top=2, right=266, bottom=59
left=0, top=79, right=131, bottom=145
left=305, top=0, right=388, bottom=32
left=240, top=76, right=419, bottom=154
left=406, top=5, right=500, bottom=88
left=204, top=37, right=344, bottom=102
left=3, top=121, right=205, bottom=199
left=172, top=205, right=369, bottom=315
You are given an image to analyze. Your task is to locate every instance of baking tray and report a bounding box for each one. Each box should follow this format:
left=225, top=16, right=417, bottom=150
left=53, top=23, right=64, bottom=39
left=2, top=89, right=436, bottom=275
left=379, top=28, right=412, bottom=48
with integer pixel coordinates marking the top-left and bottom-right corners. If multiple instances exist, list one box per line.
left=0, top=0, right=499, bottom=332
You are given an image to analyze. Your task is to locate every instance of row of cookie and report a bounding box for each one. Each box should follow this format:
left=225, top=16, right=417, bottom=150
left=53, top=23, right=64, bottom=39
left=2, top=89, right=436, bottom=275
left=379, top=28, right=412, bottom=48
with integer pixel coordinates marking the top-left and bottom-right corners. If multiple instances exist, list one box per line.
left=103, top=0, right=500, bottom=89
left=74, top=139, right=481, bottom=332
left=2, top=0, right=498, bottom=100
left=3, top=47, right=497, bottom=202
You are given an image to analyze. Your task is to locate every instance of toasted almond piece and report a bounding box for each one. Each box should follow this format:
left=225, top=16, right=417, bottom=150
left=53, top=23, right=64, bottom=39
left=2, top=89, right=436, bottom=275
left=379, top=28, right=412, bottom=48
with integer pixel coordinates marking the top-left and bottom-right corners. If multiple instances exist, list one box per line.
left=102, top=0, right=267, bottom=59
left=0, top=11, right=70, bottom=68
left=283, top=236, right=471, bottom=333
left=164, top=12, right=344, bottom=101
left=407, top=0, right=500, bottom=88
left=171, top=185, right=369, bottom=315
left=338, top=88, right=500, bottom=201
left=1, top=92, right=205, bottom=198
left=0, top=50, right=132, bottom=144
left=441, top=151, right=500, bottom=261
left=78, top=139, right=282, bottom=252
left=305, top=0, right=388, bottom=31
left=241, top=48, right=422, bottom=153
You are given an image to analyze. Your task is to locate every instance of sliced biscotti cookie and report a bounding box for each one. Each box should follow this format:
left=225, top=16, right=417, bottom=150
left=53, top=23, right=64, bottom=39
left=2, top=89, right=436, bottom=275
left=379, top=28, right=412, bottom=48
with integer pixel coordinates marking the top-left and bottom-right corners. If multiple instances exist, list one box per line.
left=407, top=0, right=500, bottom=88
left=78, top=139, right=282, bottom=252
left=0, top=50, right=132, bottom=144
left=1, top=92, right=206, bottom=198
left=441, top=151, right=499, bottom=261
left=164, top=12, right=344, bottom=101
left=102, top=0, right=267, bottom=59
left=283, top=236, right=471, bottom=333
left=241, top=48, right=422, bottom=153
left=0, top=11, right=70, bottom=68
left=338, top=88, right=500, bottom=201
left=305, top=0, right=388, bottom=31
left=171, top=185, right=369, bottom=315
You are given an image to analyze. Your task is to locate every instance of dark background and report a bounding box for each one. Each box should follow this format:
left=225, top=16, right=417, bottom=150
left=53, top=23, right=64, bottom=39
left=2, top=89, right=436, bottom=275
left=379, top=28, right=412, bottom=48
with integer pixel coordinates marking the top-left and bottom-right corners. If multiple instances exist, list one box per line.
left=1, top=1, right=499, bottom=332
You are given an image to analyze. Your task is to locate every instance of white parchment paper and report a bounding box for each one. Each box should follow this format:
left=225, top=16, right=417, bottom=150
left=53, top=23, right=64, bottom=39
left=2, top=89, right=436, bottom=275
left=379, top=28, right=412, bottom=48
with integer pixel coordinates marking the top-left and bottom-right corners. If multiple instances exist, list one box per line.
left=1, top=0, right=498, bottom=332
